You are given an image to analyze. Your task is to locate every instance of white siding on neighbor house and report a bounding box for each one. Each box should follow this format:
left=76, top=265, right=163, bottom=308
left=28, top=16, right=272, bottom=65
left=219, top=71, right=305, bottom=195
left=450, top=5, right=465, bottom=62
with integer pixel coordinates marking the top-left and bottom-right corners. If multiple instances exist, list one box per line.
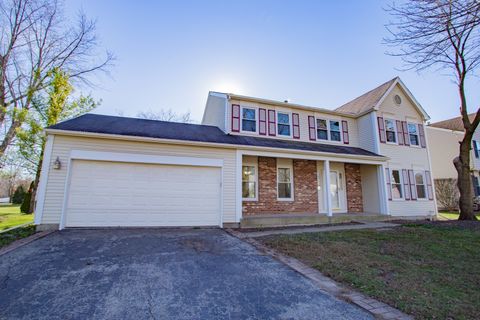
left=426, top=126, right=463, bottom=179
left=471, top=127, right=480, bottom=171
left=377, top=84, right=436, bottom=216
left=202, top=94, right=227, bottom=132
left=226, top=98, right=359, bottom=148
left=40, top=135, right=237, bottom=225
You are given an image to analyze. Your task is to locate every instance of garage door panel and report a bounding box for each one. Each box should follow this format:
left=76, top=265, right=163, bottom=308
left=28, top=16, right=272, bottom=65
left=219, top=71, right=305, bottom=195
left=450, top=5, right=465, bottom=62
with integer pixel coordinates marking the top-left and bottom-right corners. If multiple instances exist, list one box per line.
left=65, top=160, right=221, bottom=227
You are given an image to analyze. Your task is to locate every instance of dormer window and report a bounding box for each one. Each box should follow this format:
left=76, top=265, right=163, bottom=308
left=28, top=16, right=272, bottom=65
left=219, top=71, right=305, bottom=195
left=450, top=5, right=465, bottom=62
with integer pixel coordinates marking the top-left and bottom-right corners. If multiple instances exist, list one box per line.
left=317, top=119, right=328, bottom=140
left=241, top=108, right=256, bottom=132
left=277, top=112, right=291, bottom=136
left=329, top=120, right=341, bottom=141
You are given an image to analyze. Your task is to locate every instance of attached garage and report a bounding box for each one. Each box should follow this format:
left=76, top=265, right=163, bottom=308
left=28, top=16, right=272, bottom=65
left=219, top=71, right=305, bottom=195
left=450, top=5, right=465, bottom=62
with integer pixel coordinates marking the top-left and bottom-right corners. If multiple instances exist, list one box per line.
left=60, top=151, right=223, bottom=228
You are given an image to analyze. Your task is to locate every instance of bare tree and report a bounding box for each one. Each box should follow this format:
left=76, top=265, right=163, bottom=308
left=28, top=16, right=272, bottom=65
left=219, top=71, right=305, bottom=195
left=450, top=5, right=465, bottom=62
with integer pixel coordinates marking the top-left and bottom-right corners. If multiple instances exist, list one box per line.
left=0, top=0, right=113, bottom=158
left=136, top=108, right=193, bottom=123
left=385, top=0, right=480, bottom=220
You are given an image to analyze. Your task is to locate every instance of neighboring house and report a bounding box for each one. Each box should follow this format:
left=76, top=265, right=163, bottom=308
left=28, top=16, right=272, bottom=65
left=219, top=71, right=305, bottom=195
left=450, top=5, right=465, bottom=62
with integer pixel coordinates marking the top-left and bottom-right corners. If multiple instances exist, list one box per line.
left=35, top=77, right=437, bottom=230
left=427, top=114, right=480, bottom=201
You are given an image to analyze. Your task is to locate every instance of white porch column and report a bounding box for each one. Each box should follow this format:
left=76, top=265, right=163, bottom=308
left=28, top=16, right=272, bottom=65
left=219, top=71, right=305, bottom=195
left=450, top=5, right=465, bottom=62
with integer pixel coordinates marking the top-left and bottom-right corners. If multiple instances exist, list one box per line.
left=324, top=160, right=333, bottom=217
left=377, top=164, right=390, bottom=215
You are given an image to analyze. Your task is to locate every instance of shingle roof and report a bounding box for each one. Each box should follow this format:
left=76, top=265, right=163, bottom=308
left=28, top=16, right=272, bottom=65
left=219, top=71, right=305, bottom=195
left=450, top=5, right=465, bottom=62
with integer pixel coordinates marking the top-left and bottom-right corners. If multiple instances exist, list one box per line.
left=429, top=114, right=476, bottom=132
left=334, top=77, right=397, bottom=115
left=48, top=114, right=384, bottom=158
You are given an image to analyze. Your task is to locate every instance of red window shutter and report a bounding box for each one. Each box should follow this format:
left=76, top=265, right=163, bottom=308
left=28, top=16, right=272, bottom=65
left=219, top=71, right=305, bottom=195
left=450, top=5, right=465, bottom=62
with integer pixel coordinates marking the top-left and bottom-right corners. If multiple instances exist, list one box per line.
left=402, top=169, right=410, bottom=200
left=385, top=167, right=392, bottom=200
left=292, top=113, right=300, bottom=139
left=377, top=117, right=386, bottom=143
left=408, top=169, right=417, bottom=200
left=342, top=120, right=349, bottom=144
left=308, top=116, right=316, bottom=141
left=396, top=120, right=404, bottom=145
left=402, top=121, right=410, bottom=146
left=259, top=108, right=267, bottom=135
left=425, top=170, right=434, bottom=200
left=268, top=109, right=276, bottom=136
left=418, top=124, right=426, bottom=148
left=231, top=104, right=240, bottom=132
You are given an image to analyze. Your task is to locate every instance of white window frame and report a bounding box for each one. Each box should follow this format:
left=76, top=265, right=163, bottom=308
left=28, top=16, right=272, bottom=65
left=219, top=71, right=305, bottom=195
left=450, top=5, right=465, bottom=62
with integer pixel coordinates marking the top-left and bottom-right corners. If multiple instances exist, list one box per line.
left=276, top=111, right=292, bottom=137
left=385, top=119, right=398, bottom=144
left=277, top=162, right=294, bottom=201
left=240, top=106, right=258, bottom=134
left=408, top=122, right=420, bottom=147
left=390, top=169, right=404, bottom=200
left=414, top=170, right=427, bottom=200
left=315, top=118, right=343, bottom=143
left=242, top=163, right=258, bottom=201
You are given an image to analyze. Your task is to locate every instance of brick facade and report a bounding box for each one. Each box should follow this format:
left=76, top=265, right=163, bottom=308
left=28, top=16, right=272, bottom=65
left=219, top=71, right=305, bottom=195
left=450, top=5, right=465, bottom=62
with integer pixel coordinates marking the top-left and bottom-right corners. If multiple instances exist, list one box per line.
left=242, top=157, right=318, bottom=215
left=344, top=163, right=364, bottom=213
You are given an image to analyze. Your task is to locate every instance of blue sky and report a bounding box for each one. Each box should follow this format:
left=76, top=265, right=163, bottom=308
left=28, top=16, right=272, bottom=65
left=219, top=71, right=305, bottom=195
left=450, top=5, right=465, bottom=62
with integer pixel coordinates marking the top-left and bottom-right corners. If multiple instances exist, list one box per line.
left=67, top=0, right=479, bottom=123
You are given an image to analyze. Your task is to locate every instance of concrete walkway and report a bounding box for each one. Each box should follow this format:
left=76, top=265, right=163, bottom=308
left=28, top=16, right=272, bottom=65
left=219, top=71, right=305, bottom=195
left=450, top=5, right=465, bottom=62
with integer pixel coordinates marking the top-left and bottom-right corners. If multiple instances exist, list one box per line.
left=237, top=221, right=400, bottom=238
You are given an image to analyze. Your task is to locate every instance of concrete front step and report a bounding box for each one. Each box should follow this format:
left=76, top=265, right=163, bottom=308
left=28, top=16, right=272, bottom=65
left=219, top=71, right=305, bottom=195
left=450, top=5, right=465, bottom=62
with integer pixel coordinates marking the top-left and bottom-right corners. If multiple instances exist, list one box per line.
left=240, top=213, right=391, bottom=228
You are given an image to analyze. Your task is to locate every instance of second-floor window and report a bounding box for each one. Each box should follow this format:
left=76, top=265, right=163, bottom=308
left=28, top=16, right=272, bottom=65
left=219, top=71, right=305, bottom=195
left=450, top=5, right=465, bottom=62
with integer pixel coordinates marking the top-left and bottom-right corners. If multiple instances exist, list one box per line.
left=329, top=120, right=341, bottom=141
left=385, top=119, right=397, bottom=143
left=317, top=119, right=328, bottom=140
left=277, top=112, right=291, bottom=136
left=408, top=123, right=419, bottom=146
left=242, top=108, right=256, bottom=132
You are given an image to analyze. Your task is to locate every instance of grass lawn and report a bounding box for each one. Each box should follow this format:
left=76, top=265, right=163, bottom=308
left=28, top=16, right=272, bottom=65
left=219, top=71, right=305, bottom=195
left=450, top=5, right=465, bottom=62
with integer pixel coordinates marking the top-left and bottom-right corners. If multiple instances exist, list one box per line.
left=438, top=211, right=480, bottom=220
left=260, top=222, right=480, bottom=320
left=0, top=204, right=33, bottom=230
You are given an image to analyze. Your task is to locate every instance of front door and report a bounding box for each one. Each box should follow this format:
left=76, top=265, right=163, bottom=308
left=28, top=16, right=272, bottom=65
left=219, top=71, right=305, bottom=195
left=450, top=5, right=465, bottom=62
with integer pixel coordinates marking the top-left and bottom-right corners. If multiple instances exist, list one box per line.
left=330, top=171, right=340, bottom=209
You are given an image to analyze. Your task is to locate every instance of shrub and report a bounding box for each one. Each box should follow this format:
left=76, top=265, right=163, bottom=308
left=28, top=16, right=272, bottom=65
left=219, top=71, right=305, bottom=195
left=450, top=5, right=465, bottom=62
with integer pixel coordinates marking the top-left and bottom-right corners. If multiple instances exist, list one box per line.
left=11, top=185, right=26, bottom=204
left=434, top=178, right=459, bottom=211
left=20, top=182, right=34, bottom=214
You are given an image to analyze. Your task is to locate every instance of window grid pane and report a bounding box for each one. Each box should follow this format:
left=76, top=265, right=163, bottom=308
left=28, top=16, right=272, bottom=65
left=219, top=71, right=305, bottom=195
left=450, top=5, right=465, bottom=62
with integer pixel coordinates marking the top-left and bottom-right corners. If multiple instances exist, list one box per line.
left=385, top=119, right=396, bottom=143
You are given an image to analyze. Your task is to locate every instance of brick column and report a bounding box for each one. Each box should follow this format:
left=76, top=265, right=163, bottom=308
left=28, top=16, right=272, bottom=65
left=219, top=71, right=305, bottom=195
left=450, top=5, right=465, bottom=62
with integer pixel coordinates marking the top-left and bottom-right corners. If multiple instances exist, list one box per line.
left=345, top=163, right=364, bottom=213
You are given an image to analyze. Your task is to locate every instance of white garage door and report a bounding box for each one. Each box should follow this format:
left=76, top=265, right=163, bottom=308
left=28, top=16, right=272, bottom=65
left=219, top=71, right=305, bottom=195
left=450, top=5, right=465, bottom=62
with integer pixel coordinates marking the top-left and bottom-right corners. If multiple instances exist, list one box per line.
left=64, top=160, right=222, bottom=227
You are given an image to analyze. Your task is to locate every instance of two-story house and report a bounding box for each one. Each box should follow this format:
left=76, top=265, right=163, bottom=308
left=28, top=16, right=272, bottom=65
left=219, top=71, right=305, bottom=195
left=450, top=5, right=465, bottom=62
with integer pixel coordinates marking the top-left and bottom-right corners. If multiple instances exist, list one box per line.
left=427, top=114, right=480, bottom=204
left=34, top=77, right=437, bottom=230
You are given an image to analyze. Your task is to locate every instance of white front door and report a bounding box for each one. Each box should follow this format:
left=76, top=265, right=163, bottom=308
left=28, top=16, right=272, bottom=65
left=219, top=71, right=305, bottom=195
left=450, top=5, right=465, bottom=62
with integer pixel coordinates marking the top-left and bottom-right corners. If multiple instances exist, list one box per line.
left=330, top=171, right=340, bottom=209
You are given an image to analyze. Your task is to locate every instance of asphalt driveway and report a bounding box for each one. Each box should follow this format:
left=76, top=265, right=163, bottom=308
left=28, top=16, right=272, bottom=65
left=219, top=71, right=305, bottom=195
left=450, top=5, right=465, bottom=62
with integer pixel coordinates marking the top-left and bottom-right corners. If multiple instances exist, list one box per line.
left=0, top=229, right=372, bottom=320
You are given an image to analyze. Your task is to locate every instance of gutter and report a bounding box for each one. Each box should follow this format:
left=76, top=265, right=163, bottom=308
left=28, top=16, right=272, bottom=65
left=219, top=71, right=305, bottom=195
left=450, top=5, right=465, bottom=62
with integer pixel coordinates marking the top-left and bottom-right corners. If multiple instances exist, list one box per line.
left=45, top=128, right=388, bottom=163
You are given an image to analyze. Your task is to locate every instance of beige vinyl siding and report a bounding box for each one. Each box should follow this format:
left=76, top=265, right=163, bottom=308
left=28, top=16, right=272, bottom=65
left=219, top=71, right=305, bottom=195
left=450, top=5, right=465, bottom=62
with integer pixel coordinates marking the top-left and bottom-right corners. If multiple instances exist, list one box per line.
left=41, top=135, right=237, bottom=225
left=357, top=112, right=378, bottom=153
left=227, top=99, right=360, bottom=148
left=202, top=94, right=227, bottom=132
left=378, top=84, right=436, bottom=216
left=426, top=127, right=463, bottom=179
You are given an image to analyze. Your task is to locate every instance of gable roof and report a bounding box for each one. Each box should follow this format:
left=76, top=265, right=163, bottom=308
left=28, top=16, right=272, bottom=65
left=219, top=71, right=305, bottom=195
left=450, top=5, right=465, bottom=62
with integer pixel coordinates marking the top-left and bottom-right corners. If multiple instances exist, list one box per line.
left=47, top=114, right=384, bottom=159
left=335, top=78, right=397, bottom=115
left=334, top=77, right=430, bottom=120
left=429, top=113, right=476, bottom=132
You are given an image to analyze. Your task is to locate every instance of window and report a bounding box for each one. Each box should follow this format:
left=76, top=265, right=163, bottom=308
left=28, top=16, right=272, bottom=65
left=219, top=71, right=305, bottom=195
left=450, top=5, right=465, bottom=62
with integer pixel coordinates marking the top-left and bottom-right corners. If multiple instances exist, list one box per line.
left=408, top=123, right=419, bottom=146
left=242, top=166, right=256, bottom=199
left=277, top=167, right=292, bottom=199
left=317, top=119, right=328, bottom=140
left=329, top=120, right=341, bottom=141
left=391, top=170, right=403, bottom=199
left=385, top=119, right=397, bottom=143
left=415, top=171, right=426, bottom=199
left=241, top=108, right=256, bottom=132
left=277, top=112, right=291, bottom=136
left=473, top=176, right=480, bottom=196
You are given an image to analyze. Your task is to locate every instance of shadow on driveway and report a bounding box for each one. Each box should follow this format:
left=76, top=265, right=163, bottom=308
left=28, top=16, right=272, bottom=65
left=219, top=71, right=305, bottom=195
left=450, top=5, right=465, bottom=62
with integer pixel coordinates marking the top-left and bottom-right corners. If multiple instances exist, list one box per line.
left=0, top=228, right=372, bottom=320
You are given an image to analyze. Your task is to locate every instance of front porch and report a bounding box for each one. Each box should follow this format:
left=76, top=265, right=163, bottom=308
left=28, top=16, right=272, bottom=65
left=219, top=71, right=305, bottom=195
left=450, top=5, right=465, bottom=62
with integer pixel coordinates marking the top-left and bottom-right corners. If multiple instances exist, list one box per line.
left=238, top=152, right=389, bottom=228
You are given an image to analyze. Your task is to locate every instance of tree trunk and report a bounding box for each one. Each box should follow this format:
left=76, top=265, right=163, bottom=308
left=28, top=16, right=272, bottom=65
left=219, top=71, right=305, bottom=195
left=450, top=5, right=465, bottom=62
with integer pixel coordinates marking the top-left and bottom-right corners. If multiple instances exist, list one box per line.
left=28, top=144, right=45, bottom=214
left=454, top=133, right=478, bottom=220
